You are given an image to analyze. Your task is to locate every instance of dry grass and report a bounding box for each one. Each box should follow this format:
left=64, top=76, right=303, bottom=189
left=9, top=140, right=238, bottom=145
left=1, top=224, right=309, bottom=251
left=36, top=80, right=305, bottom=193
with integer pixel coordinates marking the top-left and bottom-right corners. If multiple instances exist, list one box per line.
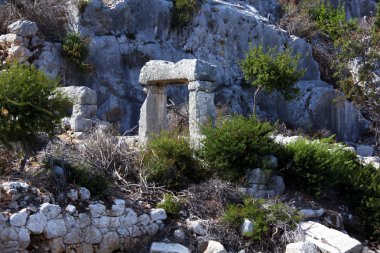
left=0, top=0, right=68, bottom=41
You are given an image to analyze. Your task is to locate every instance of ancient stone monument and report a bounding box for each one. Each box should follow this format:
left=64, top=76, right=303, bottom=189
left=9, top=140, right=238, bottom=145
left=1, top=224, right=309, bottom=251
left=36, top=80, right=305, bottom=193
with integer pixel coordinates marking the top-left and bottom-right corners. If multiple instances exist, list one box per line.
left=138, top=59, right=217, bottom=147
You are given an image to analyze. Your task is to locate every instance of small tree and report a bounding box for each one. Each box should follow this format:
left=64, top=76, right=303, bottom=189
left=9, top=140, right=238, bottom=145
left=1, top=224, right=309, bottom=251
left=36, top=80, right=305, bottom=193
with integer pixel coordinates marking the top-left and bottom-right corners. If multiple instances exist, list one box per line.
left=0, top=63, right=68, bottom=171
left=240, top=44, right=304, bottom=115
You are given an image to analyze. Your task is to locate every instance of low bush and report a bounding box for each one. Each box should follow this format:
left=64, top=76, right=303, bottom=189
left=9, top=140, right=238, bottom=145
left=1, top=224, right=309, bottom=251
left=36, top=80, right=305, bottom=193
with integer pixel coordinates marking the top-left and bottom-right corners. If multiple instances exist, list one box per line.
left=66, top=163, right=109, bottom=198
left=142, top=131, right=203, bottom=189
left=284, top=137, right=380, bottom=239
left=62, top=33, right=90, bottom=70
left=157, top=194, right=181, bottom=215
left=172, top=0, right=203, bottom=28
left=224, top=198, right=300, bottom=240
left=200, top=116, right=282, bottom=182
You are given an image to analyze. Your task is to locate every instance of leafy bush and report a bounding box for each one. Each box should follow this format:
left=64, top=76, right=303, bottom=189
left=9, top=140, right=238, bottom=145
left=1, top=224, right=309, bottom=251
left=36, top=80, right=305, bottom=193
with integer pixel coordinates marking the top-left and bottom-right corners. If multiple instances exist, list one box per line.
left=66, top=163, right=109, bottom=198
left=62, top=33, right=90, bottom=69
left=309, top=2, right=357, bottom=41
left=284, top=137, right=380, bottom=238
left=142, top=131, right=203, bottom=189
left=200, top=116, right=281, bottom=182
left=224, top=198, right=300, bottom=240
left=240, top=45, right=304, bottom=114
left=0, top=63, right=68, bottom=170
left=172, top=0, right=202, bottom=28
left=157, top=194, right=181, bottom=215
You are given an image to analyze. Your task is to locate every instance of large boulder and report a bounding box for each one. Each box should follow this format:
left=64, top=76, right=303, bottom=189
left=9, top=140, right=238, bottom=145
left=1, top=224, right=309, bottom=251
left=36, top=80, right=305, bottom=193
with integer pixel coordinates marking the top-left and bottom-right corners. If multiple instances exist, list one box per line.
left=7, top=21, right=38, bottom=37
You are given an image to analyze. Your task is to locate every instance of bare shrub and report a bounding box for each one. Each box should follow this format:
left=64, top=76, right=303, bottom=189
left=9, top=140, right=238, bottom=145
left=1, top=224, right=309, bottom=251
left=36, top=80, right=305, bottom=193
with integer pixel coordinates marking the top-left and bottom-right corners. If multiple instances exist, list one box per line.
left=0, top=0, right=68, bottom=41
left=0, top=145, right=18, bottom=175
left=167, top=100, right=189, bottom=134
left=79, top=128, right=139, bottom=182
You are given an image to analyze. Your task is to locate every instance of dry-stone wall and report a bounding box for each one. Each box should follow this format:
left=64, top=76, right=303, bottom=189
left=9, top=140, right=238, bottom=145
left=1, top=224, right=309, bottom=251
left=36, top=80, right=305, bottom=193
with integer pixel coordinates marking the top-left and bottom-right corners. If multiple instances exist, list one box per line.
left=0, top=182, right=167, bottom=253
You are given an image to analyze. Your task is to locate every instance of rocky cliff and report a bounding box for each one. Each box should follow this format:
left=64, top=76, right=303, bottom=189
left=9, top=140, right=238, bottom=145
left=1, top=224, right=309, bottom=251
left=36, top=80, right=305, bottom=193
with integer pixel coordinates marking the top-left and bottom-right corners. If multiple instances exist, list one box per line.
left=0, top=0, right=371, bottom=141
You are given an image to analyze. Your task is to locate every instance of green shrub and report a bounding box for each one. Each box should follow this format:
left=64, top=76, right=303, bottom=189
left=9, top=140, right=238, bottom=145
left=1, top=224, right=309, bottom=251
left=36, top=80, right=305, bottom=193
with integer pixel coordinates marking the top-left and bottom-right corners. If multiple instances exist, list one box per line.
left=224, top=198, right=300, bottom=240
left=62, top=33, right=89, bottom=69
left=0, top=63, right=68, bottom=170
left=157, top=194, right=181, bottom=215
left=284, top=137, right=380, bottom=239
left=172, top=0, right=202, bottom=28
left=142, top=131, right=203, bottom=189
left=66, top=163, right=109, bottom=198
left=200, top=116, right=281, bottom=182
left=240, top=44, right=304, bottom=114
left=309, top=2, right=357, bottom=41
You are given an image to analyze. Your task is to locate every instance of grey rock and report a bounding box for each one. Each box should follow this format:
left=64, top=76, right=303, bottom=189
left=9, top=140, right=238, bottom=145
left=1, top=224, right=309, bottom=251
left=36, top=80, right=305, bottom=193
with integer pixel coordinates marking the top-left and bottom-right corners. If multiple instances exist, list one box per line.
left=64, top=228, right=83, bottom=245
left=40, top=203, right=61, bottom=220
left=150, top=208, right=167, bottom=221
left=7, top=20, right=38, bottom=37
left=43, top=219, right=67, bottom=239
left=241, top=218, right=254, bottom=236
left=247, top=168, right=270, bottom=185
left=10, top=209, right=28, bottom=227
left=92, top=216, right=119, bottom=228
left=111, top=199, right=125, bottom=216
left=150, top=242, right=191, bottom=253
left=120, top=209, right=138, bottom=226
left=79, top=187, right=91, bottom=201
left=65, top=204, right=77, bottom=214
left=26, top=212, right=47, bottom=234
left=300, top=209, right=325, bottom=220
left=187, top=219, right=207, bottom=236
left=138, top=214, right=151, bottom=226
left=262, top=155, right=279, bottom=169
left=89, top=203, right=106, bottom=218
left=48, top=237, right=65, bottom=253
left=73, top=104, right=97, bottom=118
left=57, top=86, right=97, bottom=105
left=356, top=145, right=374, bottom=157
left=199, top=240, right=227, bottom=253
left=99, top=231, right=120, bottom=253
left=67, top=189, right=78, bottom=202
left=146, top=223, right=160, bottom=236
left=285, top=242, right=319, bottom=253
left=84, top=225, right=102, bottom=244
left=300, top=221, right=363, bottom=253
left=78, top=213, right=91, bottom=228
left=18, top=228, right=30, bottom=249
left=173, top=229, right=186, bottom=241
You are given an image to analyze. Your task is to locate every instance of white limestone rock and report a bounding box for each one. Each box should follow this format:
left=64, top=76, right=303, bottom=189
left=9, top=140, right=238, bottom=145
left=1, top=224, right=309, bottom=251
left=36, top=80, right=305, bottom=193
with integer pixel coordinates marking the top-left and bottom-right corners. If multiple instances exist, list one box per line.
left=173, top=229, right=186, bottom=241
left=78, top=213, right=91, bottom=228
left=7, top=46, right=32, bottom=63
left=186, top=219, right=207, bottom=236
left=89, top=203, right=106, bottom=217
left=79, top=187, right=91, bottom=201
left=67, top=189, right=78, bottom=202
left=111, top=199, right=125, bottom=216
left=285, top=242, right=319, bottom=253
left=92, top=216, right=120, bottom=229
left=150, top=242, right=191, bottom=253
left=40, top=203, right=61, bottom=220
left=10, top=209, right=28, bottom=227
left=200, top=240, right=227, bottom=253
left=57, top=86, right=97, bottom=105
left=120, top=209, right=138, bottom=226
left=7, top=20, right=38, bottom=37
left=138, top=214, right=151, bottom=226
left=18, top=228, right=30, bottom=249
left=73, top=104, right=97, bottom=118
left=0, top=34, right=25, bottom=47
left=26, top=212, right=47, bottom=234
left=150, top=208, right=167, bottom=221
left=84, top=225, right=102, bottom=244
left=65, top=204, right=77, bottom=214
left=99, top=231, right=120, bottom=253
left=63, top=228, right=83, bottom=245
left=43, top=219, right=67, bottom=239
left=300, top=221, right=363, bottom=253
left=299, top=209, right=325, bottom=220
left=241, top=218, right=254, bottom=237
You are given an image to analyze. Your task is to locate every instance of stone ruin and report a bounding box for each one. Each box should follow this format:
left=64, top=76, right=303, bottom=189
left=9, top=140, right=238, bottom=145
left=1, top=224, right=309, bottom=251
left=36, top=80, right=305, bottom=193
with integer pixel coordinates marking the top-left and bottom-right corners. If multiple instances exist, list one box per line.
left=138, top=59, right=217, bottom=147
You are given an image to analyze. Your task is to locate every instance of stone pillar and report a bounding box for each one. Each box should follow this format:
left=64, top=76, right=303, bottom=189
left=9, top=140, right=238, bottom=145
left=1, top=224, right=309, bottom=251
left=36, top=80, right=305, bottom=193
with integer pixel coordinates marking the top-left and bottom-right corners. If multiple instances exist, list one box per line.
left=188, top=81, right=216, bottom=148
left=138, top=85, right=168, bottom=145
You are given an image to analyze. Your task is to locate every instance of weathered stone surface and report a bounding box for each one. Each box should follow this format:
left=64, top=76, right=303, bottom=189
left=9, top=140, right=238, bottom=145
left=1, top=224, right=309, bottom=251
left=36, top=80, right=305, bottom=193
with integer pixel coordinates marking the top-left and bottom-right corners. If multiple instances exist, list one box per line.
left=89, top=203, right=106, bottom=218
left=92, top=216, right=120, bottom=228
left=285, top=242, right=319, bottom=253
left=57, top=86, right=97, bottom=105
left=300, top=221, right=363, bottom=253
left=120, top=209, right=138, bottom=226
left=65, top=204, right=77, bottom=214
left=26, top=212, right=47, bottom=234
left=40, top=203, right=61, bottom=220
left=187, top=220, right=207, bottom=236
left=356, top=145, right=374, bottom=157
left=139, top=59, right=217, bottom=85
left=7, top=45, right=32, bottom=63
left=73, top=104, right=97, bottom=119
left=49, top=237, right=65, bottom=253
left=10, top=209, right=28, bottom=227
left=150, top=209, right=167, bottom=221
left=150, top=242, right=191, bottom=253
left=199, top=240, right=227, bottom=253
left=63, top=228, right=83, bottom=245
left=84, top=226, right=102, bottom=244
left=188, top=81, right=217, bottom=92
left=18, top=228, right=30, bottom=249
left=67, top=189, right=78, bottom=202
left=79, top=187, right=91, bottom=201
left=7, top=20, right=38, bottom=37
left=99, top=231, right=120, bottom=253
left=44, top=219, right=67, bottom=239
left=0, top=34, right=25, bottom=47
left=111, top=199, right=125, bottom=216
left=78, top=213, right=91, bottom=228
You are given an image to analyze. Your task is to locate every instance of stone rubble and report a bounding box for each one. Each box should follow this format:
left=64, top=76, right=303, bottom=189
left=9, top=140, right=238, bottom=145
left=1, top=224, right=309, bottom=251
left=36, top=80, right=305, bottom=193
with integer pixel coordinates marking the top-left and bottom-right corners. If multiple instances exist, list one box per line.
left=0, top=182, right=167, bottom=253
left=150, top=242, right=191, bottom=253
